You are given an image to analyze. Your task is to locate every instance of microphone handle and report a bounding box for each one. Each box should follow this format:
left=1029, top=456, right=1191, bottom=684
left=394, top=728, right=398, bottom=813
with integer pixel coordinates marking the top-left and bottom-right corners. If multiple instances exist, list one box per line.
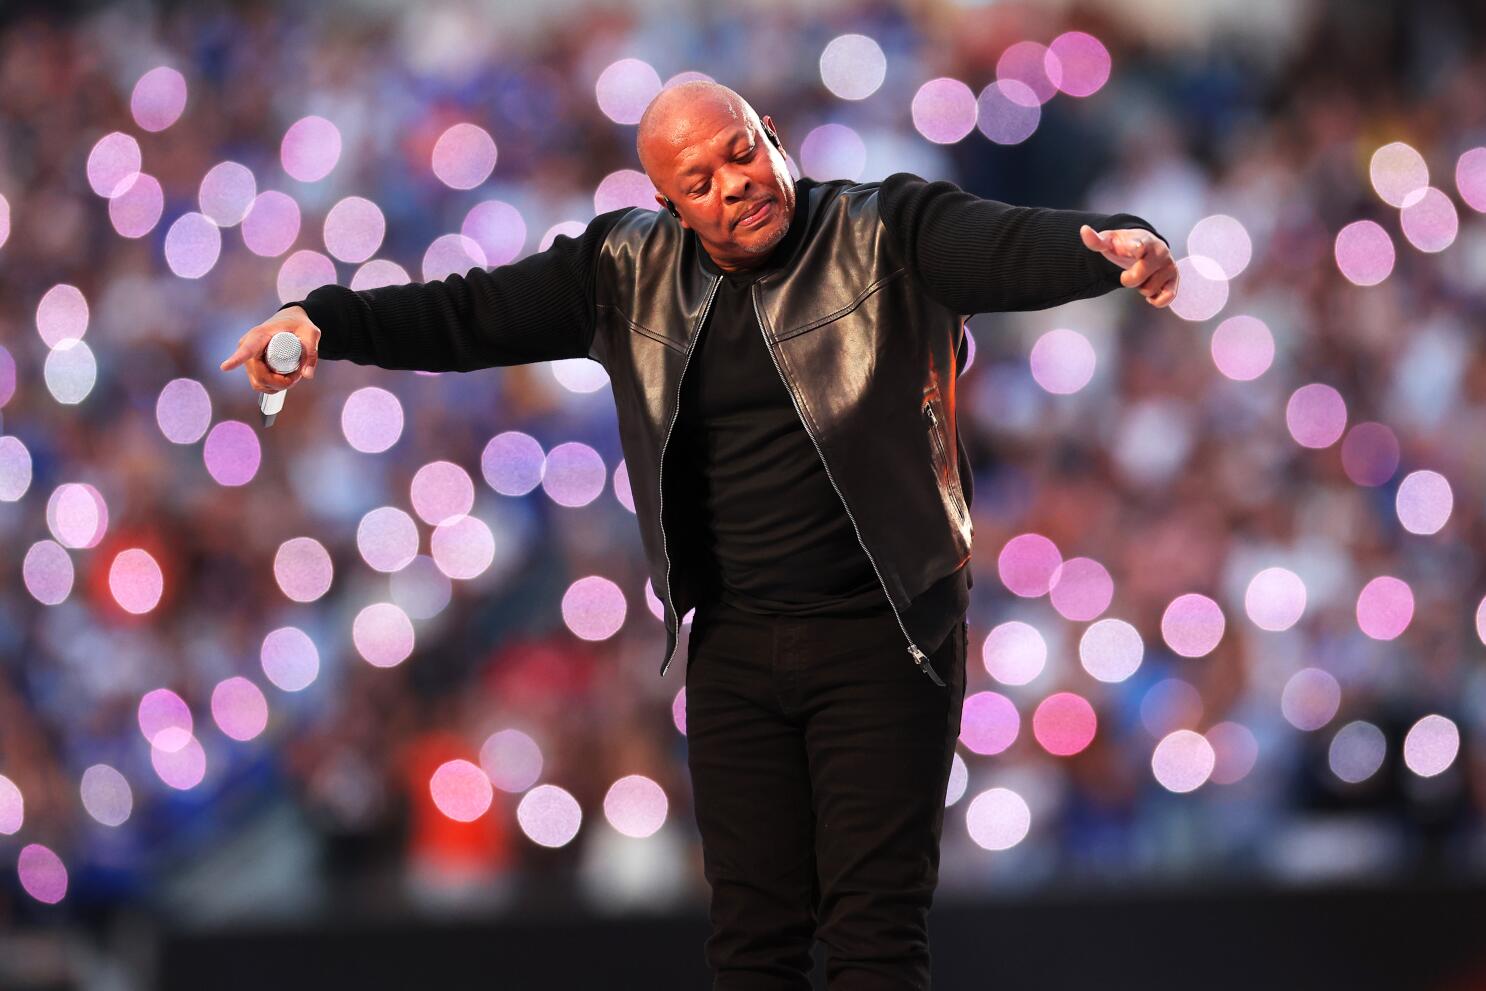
left=260, top=388, right=286, bottom=427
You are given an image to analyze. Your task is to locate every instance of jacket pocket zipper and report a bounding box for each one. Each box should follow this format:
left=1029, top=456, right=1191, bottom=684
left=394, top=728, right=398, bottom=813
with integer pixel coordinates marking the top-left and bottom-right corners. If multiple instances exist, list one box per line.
left=924, top=399, right=970, bottom=529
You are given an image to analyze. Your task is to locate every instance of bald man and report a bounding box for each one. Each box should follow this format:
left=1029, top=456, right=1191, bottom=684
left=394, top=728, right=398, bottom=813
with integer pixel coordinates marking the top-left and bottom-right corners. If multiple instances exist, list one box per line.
left=226, top=80, right=1173, bottom=989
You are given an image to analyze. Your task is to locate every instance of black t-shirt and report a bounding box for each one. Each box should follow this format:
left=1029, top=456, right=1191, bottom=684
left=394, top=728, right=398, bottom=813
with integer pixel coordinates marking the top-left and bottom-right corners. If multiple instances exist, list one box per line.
left=668, top=236, right=888, bottom=618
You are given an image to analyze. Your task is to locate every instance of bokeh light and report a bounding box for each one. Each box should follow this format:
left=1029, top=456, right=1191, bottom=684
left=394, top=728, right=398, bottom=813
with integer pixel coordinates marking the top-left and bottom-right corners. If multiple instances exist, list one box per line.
left=1285, top=383, right=1347, bottom=448
left=1048, top=557, right=1112, bottom=621
left=1029, top=328, right=1095, bottom=394
left=1340, top=422, right=1400, bottom=486
left=23, top=539, right=73, bottom=605
left=1209, top=314, right=1274, bottom=381
left=981, top=620, right=1046, bottom=685
left=151, top=734, right=207, bottom=790
left=1079, top=618, right=1143, bottom=683
left=1032, top=692, right=1097, bottom=756
left=410, top=460, right=475, bottom=526
left=1395, top=469, right=1452, bottom=535
left=341, top=386, right=404, bottom=454
left=1403, top=714, right=1459, bottom=778
left=595, top=59, right=661, bottom=125
left=594, top=169, right=657, bottom=213
left=959, top=691, right=1020, bottom=756
left=1047, top=31, right=1110, bottom=97
left=17, top=844, right=67, bottom=904
left=430, top=759, right=494, bottom=821
left=603, top=775, right=668, bottom=838
left=1151, top=729, right=1215, bottom=793
left=45, top=483, right=104, bottom=550
left=1244, top=567, right=1307, bottom=632
left=997, top=41, right=1060, bottom=106
left=109, top=548, right=163, bottom=614
left=44, top=338, right=97, bottom=405
left=1168, top=255, right=1229, bottom=322
left=562, top=576, right=627, bottom=641
left=1355, top=576, right=1414, bottom=641
left=353, top=602, right=416, bottom=668
left=1206, top=722, right=1259, bottom=785
left=36, top=283, right=88, bottom=347
left=198, top=161, right=256, bottom=226
left=261, top=626, right=320, bottom=692
left=138, top=688, right=192, bottom=751
left=517, top=784, right=583, bottom=848
left=1186, top=214, right=1252, bottom=279
left=274, top=537, right=334, bottom=603
left=481, top=729, right=543, bottom=793
left=108, top=173, right=164, bottom=238
left=277, top=249, right=337, bottom=304
left=976, top=80, right=1040, bottom=144
left=542, top=442, right=607, bottom=507
left=482, top=431, right=545, bottom=496
left=212, top=677, right=269, bottom=742
left=156, top=378, right=212, bottom=444
left=819, top=34, right=886, bottom=101
left=965, top=788, right=1031, bottom=851
left=203, top=420, right=261, bottom=486
left=0, top=435, right=33, bottom=501
left=1329, top=721, right=1386, bottom=784
left=1457, top=147, right=1486, bottom=212
left=351, top=259, right=411, bottom=290
left=1280, top=667, right=1341, bottom=731
left=164, top=211, right=222, bottom=279
left=431, top=514, right=496, bottom=580
left=911, top=79, right=977, bottom=144
left=80, top=765, right=133, bottom=827
left=281, top=115, right=342, bottom=183
left=241, top=191, right=302, bottom=258
left=323, top=196, right=386, bottom=263
left=462, top=200, right=526, bottom=266
left=1334, top=220, right=1395, bottom=286
left=0, top=775, right=23, bottom=834
left=1160, top=593, right=1225, bottom=657
left=997, top=532, right=1061, bottom=597
left=799, top=124, right=866, bottom=181
left=422, top=233, right=485, bottom=282
left=431, top=123, right=498, bottom=190
left=131, top=66, right=187, bottom=131
left=1369, top=142, right=1429, bottom=207
left=1399, top=187, right=1457, bottom=253
left=86, top=132, right=141, bottom=197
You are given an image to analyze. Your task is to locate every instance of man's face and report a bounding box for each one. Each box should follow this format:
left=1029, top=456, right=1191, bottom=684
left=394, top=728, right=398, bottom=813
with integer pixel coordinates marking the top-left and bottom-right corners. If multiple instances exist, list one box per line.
left=649, top=110, right=796, bottom=271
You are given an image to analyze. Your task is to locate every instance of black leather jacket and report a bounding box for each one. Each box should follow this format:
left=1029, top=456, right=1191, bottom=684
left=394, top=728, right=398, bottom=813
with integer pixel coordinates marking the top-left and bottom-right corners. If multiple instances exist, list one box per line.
left=591, top=178, right=975, bottom=685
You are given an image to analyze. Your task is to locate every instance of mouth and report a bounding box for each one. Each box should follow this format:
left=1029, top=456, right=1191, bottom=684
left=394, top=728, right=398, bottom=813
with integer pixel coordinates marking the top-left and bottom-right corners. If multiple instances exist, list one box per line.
left=735, top=198, right=773, bottom=230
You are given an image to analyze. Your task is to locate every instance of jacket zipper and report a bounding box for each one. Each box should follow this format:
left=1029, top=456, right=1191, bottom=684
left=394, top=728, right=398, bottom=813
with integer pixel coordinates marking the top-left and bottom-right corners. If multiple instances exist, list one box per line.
left=750, top=285, right=946, bottom=687
left=657, top=276, right=722, bottom=678
left=925, top=400, right=970, bottom=527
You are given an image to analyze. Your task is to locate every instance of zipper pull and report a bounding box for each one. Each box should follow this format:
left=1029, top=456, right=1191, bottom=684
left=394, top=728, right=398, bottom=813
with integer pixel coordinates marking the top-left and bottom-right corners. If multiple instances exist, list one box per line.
left=908, top=644, right=946, bottom=686
left=924, top=401, right=936, bottom=424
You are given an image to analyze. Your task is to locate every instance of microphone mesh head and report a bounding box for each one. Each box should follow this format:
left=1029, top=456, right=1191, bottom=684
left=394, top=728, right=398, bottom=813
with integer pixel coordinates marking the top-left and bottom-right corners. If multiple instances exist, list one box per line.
left=265, top=331, right=303, bottom=374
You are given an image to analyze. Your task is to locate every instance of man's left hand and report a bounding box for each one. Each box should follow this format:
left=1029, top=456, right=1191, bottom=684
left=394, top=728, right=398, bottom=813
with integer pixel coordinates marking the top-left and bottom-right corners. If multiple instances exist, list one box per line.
left=1079, top=225, right=1179, bottom=308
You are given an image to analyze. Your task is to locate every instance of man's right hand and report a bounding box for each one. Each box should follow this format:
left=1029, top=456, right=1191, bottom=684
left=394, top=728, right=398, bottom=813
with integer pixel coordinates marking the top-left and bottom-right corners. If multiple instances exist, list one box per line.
left=220, top=305, right=321, bottom=393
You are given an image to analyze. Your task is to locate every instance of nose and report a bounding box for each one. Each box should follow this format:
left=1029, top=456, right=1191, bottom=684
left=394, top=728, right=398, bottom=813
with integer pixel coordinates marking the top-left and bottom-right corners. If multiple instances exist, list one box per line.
left=720, top=166, right=752, bottom=202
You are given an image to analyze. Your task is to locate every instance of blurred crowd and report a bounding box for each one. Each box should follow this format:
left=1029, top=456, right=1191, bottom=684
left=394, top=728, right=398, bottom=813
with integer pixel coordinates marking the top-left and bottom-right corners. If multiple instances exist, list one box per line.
left=0, top=0, right=1484, bottom=940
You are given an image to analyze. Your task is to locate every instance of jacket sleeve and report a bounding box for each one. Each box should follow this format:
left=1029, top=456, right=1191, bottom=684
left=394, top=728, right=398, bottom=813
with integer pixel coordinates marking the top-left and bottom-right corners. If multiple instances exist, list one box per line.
left=877, top=172, right=1167, bottom=316
left=278, top=208, right=633, bottom=373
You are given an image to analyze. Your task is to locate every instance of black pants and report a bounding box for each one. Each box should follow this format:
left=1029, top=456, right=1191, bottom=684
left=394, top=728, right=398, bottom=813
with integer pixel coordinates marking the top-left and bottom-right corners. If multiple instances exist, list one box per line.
left=684, top=598, right=968, bottom=990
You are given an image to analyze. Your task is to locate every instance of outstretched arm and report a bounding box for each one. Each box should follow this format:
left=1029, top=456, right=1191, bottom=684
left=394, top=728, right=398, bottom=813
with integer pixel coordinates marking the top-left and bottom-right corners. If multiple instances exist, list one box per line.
left=878, top=172, right=1171, bottom=315
left=274, top=208, right=632, bottom=374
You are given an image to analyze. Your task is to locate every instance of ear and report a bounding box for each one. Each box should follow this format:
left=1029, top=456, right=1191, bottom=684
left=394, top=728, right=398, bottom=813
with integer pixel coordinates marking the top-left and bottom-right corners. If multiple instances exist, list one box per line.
left=655, top=193, right=686, bottom=227
left=761, top=114, right=782, bottom=151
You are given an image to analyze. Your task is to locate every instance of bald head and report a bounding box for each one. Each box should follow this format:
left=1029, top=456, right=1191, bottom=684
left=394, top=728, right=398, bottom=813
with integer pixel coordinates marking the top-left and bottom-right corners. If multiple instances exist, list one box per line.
left=636, top=81, right=759, bottom=179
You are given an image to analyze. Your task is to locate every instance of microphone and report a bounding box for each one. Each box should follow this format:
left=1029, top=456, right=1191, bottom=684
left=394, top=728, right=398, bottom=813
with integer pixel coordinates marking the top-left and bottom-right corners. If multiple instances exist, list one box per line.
left=259, top=331, right=304, bottom=427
